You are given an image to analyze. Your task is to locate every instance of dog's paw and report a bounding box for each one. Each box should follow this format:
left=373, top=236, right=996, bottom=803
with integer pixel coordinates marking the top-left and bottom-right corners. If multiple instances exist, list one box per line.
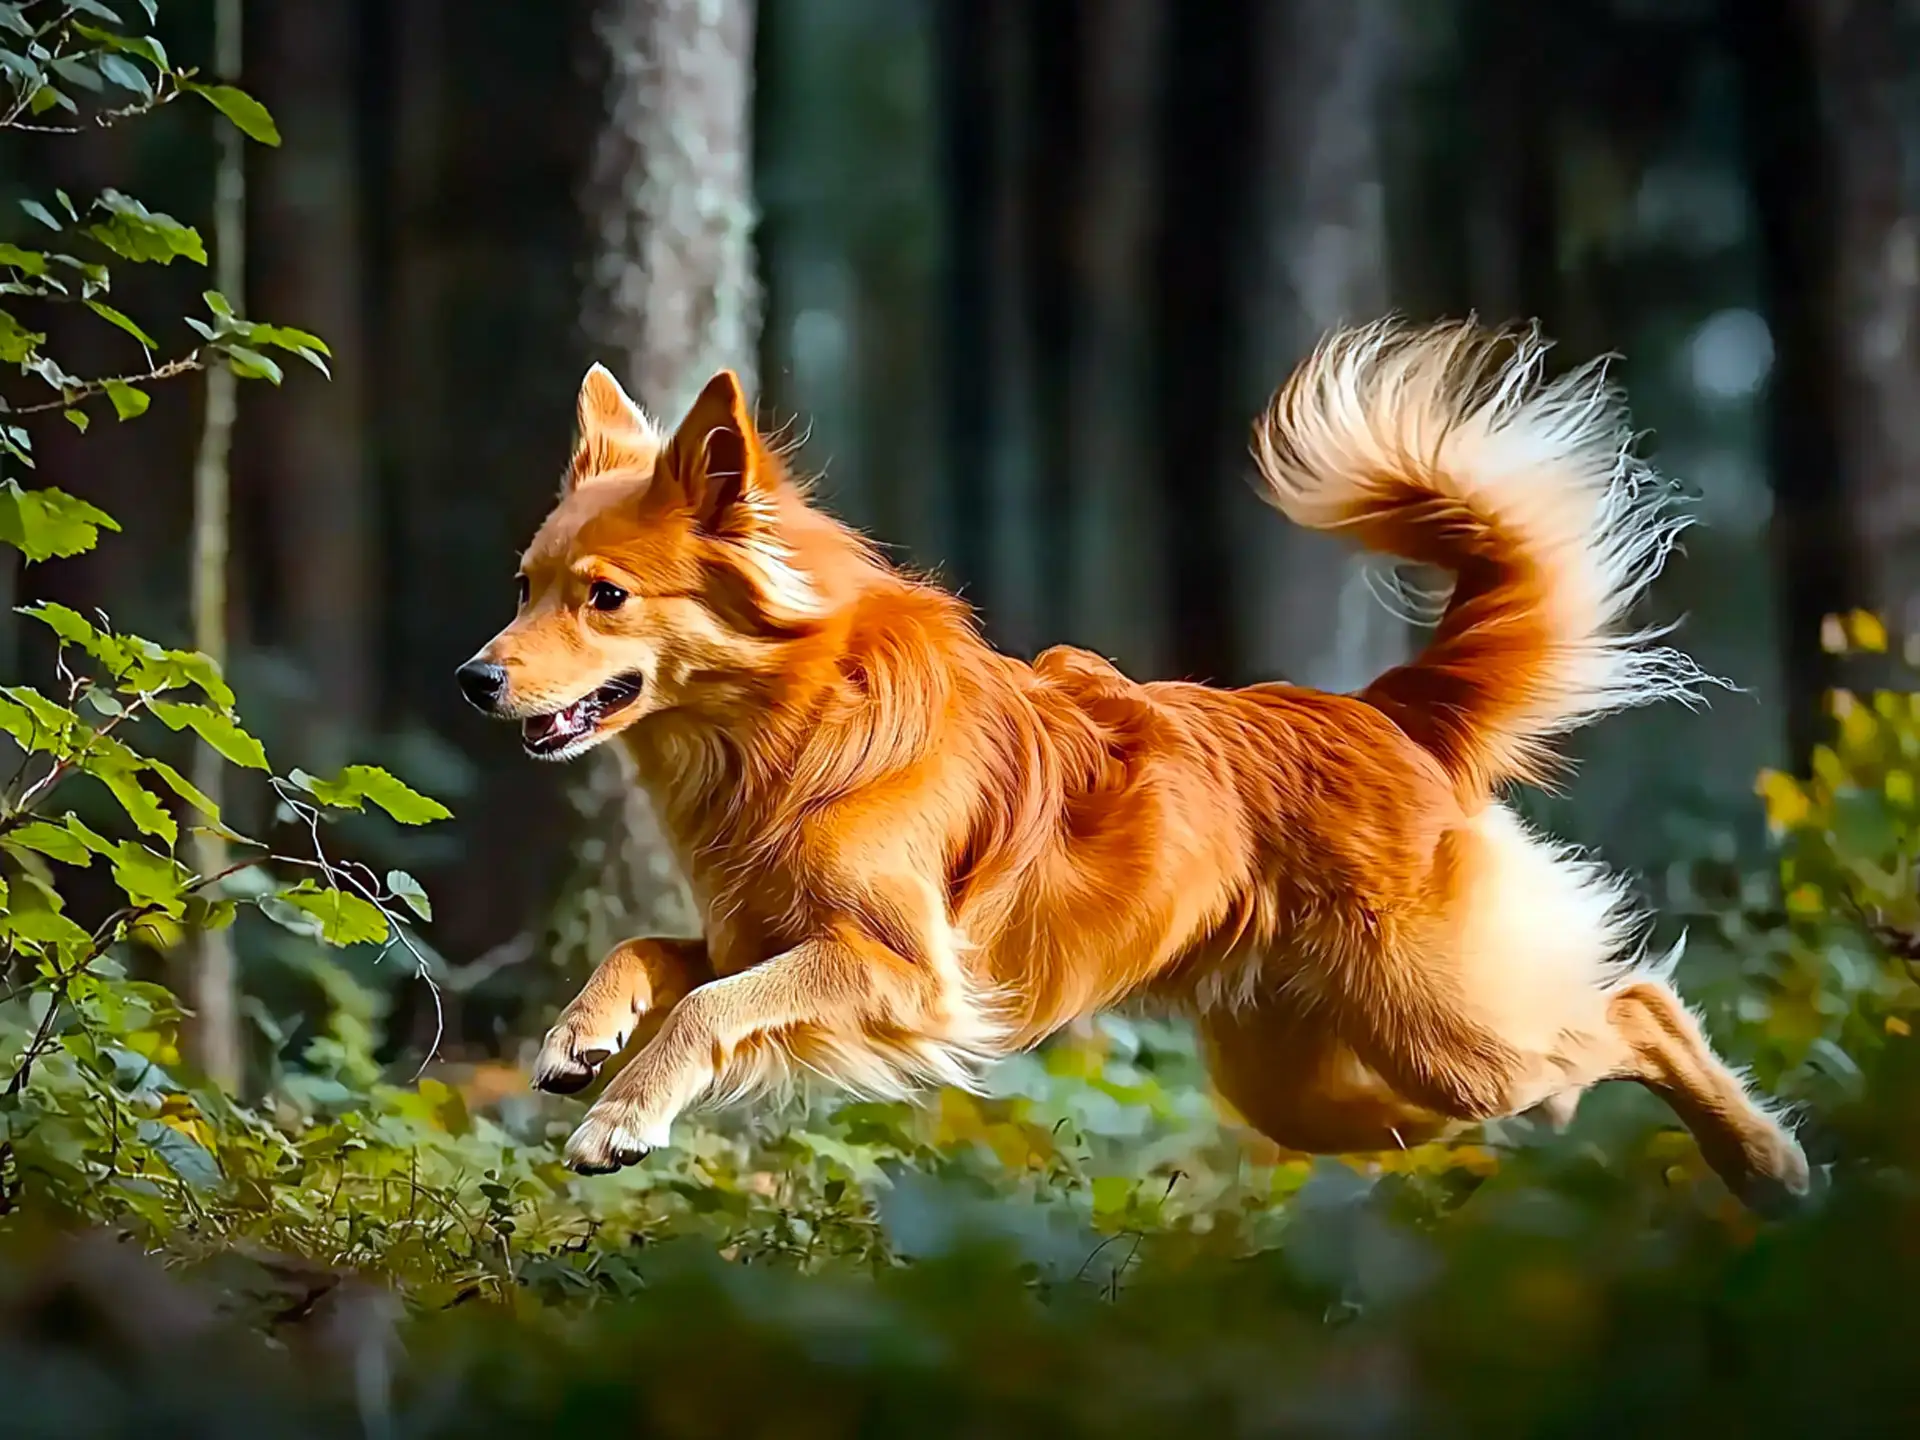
left=532, top=1019, right=628, bottom=1096
left=1734, top=1126, right=1815, bottom=1219
left=563, top=1103, right=673, bottom=1175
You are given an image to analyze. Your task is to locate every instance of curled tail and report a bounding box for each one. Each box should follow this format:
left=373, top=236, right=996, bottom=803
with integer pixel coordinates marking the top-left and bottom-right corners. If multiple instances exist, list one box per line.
left=1252, top=319, right=1716, bottom=796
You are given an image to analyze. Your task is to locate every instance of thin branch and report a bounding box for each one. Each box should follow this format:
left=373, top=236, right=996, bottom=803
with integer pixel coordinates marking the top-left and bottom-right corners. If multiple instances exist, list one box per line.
left=0, top=351, right=205, bottom=416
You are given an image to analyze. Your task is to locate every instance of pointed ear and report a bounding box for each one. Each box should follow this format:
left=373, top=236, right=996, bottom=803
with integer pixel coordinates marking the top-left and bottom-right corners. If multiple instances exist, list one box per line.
left=568, top=363, right=663, bottom=491
left=655, top=370, right=769, bottom=530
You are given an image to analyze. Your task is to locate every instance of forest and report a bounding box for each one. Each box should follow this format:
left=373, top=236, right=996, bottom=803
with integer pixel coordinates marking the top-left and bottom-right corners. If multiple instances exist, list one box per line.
left=2, top=0, right=1920, bottom=1434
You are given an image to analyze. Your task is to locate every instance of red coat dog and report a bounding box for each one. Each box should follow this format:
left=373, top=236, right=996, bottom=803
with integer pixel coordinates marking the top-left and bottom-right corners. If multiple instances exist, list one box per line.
left=459, top=320, right=1805, bottom=1205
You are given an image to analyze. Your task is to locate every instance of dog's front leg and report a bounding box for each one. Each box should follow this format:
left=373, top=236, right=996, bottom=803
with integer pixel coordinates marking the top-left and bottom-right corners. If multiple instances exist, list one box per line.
left=562, top=931, right=899, bottom=1173
left=532, top=936, right=713, bottom=1095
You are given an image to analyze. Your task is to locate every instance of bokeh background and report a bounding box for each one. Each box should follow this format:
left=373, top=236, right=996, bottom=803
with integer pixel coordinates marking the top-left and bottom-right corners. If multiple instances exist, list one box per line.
left=10, top=0, right=1908, bottom=1065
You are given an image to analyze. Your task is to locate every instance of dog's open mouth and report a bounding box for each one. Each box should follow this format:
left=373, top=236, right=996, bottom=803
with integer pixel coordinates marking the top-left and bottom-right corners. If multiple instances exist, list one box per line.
left=521, top=673, right=645, bottom=758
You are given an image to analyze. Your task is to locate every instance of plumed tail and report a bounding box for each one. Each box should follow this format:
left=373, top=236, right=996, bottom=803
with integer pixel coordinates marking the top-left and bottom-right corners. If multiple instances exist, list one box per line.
left=1252, top=319, right=1718, bottom=796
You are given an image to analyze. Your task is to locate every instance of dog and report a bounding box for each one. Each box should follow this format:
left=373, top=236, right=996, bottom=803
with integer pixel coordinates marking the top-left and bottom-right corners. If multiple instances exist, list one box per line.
left=458, top=319, right=1807, bottom=1206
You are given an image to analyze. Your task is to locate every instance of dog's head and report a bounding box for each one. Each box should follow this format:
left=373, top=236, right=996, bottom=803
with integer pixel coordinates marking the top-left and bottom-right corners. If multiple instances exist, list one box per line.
left=458, top=365, right=830, bottom=761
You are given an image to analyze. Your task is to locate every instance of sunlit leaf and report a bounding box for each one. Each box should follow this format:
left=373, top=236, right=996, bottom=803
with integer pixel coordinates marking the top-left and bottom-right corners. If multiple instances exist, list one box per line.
left=290, top=765, right=451, bottom=825
left=84, top=298, right=156, bottom=348
left=103, top=379, right=151, bottom=419
left=87, top=190, right=206, bottom=266
left=148, top=699, right=268, bottom=771
left=0, top=480, right=122, bottom=562
left=275, top=881, right=391, bottom=948
left=186, top=82, right=281, bottom=146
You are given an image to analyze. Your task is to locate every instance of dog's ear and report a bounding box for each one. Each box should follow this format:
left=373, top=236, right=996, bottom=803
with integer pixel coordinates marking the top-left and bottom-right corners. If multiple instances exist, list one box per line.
left=568, top=363, right=663, bottom=492
left=655, top=370, right=771, bottom=532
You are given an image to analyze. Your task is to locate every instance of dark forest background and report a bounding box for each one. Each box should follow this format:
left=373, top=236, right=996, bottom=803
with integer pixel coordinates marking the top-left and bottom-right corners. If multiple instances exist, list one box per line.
left=3, top=0, right=1916, bottom=1059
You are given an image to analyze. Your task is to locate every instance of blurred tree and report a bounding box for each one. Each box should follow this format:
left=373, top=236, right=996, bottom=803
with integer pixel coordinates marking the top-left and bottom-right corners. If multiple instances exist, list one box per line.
left=1232, top=0, right=1409, bottom=691
left=1063, top=0, right=1169, bottom=678
left=183, top=0, right=247, bottom=1091
left=1153, top=0, right=1255, bottom=684
left=558, top=0, right=764, bottom=963
left=253, top=0, right=373, bottom=772
left=1733, top=0, right=1884, bottom=759
left=1801, top=0, right=1920, bottom=644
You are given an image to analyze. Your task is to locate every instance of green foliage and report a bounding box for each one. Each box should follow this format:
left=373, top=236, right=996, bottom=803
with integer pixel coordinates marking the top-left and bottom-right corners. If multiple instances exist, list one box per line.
left=0, top=1, right=319, bottom=437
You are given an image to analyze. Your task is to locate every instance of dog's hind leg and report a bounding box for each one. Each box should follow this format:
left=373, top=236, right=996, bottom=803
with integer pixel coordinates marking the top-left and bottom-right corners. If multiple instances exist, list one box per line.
left=1198, top=998, right=1456, bottom=1155
left=533, top=936, right=713, bottom=1095
left=1599, top=978, right=1808, bottom=1204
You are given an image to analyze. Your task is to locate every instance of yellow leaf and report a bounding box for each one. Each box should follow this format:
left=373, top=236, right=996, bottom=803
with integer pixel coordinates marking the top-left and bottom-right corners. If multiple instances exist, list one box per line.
left=1786, top=883, right=1824, bottom=918
left=1848, top=609, right=1889, bottom=653
left=1755, top=769, right=1812, bottom=833
left=1888, top=1015, right=1912, bottom=1037
left=1888, top=770, right=1915, bottom=808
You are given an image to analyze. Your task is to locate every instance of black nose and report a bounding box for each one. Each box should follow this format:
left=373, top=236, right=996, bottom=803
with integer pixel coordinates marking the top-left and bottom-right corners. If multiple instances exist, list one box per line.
left=456, top=659, right=508, bottom=713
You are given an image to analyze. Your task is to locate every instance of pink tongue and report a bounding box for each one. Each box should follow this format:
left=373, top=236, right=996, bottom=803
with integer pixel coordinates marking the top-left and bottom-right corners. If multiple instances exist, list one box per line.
left=528, top=701, right=590, bottom=744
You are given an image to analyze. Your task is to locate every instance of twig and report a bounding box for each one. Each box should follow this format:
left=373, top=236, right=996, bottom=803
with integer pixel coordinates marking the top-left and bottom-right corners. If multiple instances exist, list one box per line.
left=1, top=352, right=206, bottom=417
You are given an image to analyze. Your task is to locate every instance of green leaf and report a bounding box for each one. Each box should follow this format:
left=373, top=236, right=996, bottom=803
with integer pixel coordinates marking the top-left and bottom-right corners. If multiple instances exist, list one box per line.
left=137, top=1120, right=223, bottom=1191
left=17, top=600, right=134, bottom=671
left=86, top=190, right=206, bottom=266
left=0, top=685, right=80, bottom=751
left=48, top=55, right=103, bottom=93
left=31, top=85, right=78, bottom=117
left=1, top=820, right=93, bottom=865
left=148, top=700, right=268, bottom=771
left=0, top=243, right=47, bottom=274
left=63, top=408, right=90, bottom=432
left=0, top=480, right=122, bottom=563
left=385, top=869, right=432, bottom=922
left=1090, top=1175, right=1133, bottom=1216
left=18, top=199, right=60, bottom=232
left=0, top=5, right=32, bottom=36
left=1, top=907, right=93, bottom=951
left=103, top=379, right=151, bottom=419
left=221, top=343, right=281, bottom=384
left=143, top=757, right=220, bottom=820
left=109, top=841, right=190, bottom=916
left=291, top=765, right=452, bottom=825
left=278, top=881, right=391, bottom=948
left=84, top=298, right=157, bottom=348
left=124, top=647, right=235, bottom=708
left=98, top=767, right=177, bottom=844
left=67, top=0, right=126, bottom=21
left=184, top=894, right=238, bottom=933
left=93, top=52, right=150, bottom=97
left=187, top=82, right=280, bottom=146
left=0, top=308, right=46, bottom=364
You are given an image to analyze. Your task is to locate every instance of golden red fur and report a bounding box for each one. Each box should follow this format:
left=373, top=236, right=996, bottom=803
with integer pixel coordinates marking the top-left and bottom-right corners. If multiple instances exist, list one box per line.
left=460, top=320, right=1806, bottom=1205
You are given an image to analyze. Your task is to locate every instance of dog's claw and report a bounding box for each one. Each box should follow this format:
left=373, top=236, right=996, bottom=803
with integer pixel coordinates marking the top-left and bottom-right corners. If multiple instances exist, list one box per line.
left=563, top=1106, right=671, bottom=1174
left=531, top=1029, right=624, bottom=1096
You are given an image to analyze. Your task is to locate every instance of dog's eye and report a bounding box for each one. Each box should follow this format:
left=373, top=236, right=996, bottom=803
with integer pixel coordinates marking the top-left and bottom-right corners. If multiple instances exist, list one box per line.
left=588, top=580, right=629, bottom=612
left=514, top=574, right=529, bottom=608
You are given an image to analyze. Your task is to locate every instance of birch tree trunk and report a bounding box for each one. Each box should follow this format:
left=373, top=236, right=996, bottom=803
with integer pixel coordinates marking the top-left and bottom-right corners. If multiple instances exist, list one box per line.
left=181, top=0, right=245, bottom=1092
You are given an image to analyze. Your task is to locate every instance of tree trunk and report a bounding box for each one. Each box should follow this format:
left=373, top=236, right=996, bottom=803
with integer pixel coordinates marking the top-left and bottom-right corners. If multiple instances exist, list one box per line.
left=584, top=0, right=760, bottom=415
left=182, top=0, right=247, bottom=1092
left=254, top=0, right=374, bottom=772
left=1802, top=1, right=1920, bottom=647
left=1064, top=0, right=1168, bottom=677
left=561, top=0, right=761, bottom=963
left=1153, top=0, right=1256, bottom=685
left=1234, top=0, right=1407, bottom=694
